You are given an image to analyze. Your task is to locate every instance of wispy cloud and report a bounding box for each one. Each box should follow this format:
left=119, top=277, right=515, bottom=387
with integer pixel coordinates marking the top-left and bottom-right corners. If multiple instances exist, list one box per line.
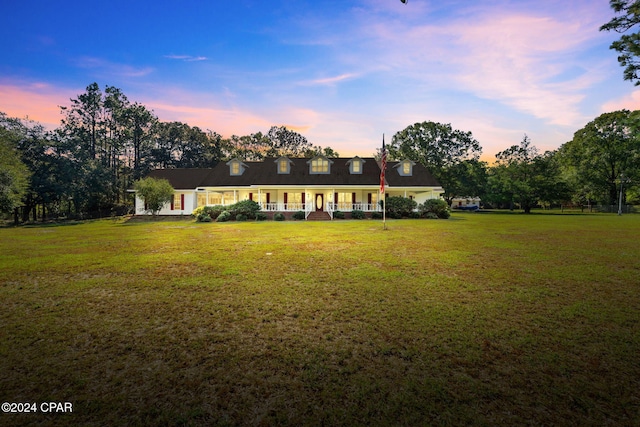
left=333, top=1, right=611, bottom=127
left=298, top=73, right=358, bottom=86
left=74, top=56, right=154, bottom=78
left=164, top=55, right=208, bottom=62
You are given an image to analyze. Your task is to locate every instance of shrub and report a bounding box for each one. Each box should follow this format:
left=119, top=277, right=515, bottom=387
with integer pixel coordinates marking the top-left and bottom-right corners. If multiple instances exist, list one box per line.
left=199, top=205, right=226, bottom=220
left=351, top=209, right=365, bottom=219
left=273, top=212, right=285, bottom=221
left=333, top=211, right=345, bottom=219
left=424, top=212, right=439, bottom=219
left=371, top=211, right=383, bottom=219
left=255, top=212, right=268, bottom=221
left=409, top=211, right=421, bottom=219
left=419, top=199, right=450, bottom=219
left=227, top=200, right=261, bottom=219
left=236, top=213, right=248, bottom=222
left=197, top=213, right=212, bottom=222
left=192, top=206, right=205, bottom=218
left=216, top=210, right=231, bottom=222
left=385, top=196, right=417, bottom=218
left=292, top=211, right=306, bottom=220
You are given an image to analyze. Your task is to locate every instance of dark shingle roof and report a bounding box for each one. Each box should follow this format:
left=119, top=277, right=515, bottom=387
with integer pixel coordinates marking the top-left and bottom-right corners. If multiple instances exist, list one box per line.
left=146, top=158, right=440, bottom=188
left=146, top=168, right=216, bottom=189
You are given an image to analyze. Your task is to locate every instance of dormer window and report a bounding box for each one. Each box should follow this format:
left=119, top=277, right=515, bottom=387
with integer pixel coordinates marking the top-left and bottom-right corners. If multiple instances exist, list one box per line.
left=346, top=157, right=365, bottom=174
left=227, top=159, right=247, bottom=176
left=395, top=160, right=415, bottom=176
left=275, top=157, right=292, bottom=174
left=308, top=156, right=332, bottom=174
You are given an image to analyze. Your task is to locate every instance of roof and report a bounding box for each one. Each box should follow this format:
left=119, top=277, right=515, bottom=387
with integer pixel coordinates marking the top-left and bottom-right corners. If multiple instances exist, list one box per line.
left=146, top=168, right=215, bottom=189
left=146, top=158, right=440, bottom=189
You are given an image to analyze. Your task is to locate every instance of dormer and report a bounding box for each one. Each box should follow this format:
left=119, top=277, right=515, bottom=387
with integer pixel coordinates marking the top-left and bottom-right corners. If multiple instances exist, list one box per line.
left=275, top=157, right=293, bottom=174
left=307, top=155, right=333, bottom=175
left=394, top=159, right=415, bottom=176
left=346, top=156, right=365, bottom=174
left=226, top=158, right=248, bottom=176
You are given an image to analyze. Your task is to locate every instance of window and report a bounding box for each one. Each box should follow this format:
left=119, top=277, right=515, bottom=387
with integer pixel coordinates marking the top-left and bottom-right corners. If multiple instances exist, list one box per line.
left=336, top=192, right=353, bottom=210
left=397, top=160, right=414, bottom=176
left=352, top=160, right=361, bottom=173
left=348, top=157, right=365, bottom=174
left=278, top=159, right=289, bottom=174
left=197, top=193, right=207, bottom=207
left=368, top=192, right=378, bottom=209
left=172, top=193, right=182, bottom=210
left=228, top=159, right=245, bottom=176
left=209, top=193, right=222, bottom=205
left=231, top=162, right=240, bottom=175
left=256, top=193, right=270, bottom=205
left=403, top=162, right=411, bottom=175
left=285, top=192, right=304, bottom=210
left=311, top=158, right=329, bottom=174
left=223, top=192, right=235, bottom=205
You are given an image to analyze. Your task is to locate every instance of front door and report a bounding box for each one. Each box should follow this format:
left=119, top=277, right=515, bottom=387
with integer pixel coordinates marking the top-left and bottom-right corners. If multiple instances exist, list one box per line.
left=315, top=194, right=324, bottom=211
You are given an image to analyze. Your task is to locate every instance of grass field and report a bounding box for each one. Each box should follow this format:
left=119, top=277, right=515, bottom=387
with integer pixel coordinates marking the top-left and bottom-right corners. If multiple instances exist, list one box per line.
left=1, top=212, right=639, bottom=426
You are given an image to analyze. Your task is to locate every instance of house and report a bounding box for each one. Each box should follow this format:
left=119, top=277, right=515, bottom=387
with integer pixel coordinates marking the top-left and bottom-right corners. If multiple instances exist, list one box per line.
left=134, top=155, right=444, bottom=219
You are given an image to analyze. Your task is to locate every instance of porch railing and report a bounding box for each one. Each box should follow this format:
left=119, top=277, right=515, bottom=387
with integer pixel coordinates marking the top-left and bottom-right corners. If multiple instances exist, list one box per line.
left=256, top=202, right=382, bottom=213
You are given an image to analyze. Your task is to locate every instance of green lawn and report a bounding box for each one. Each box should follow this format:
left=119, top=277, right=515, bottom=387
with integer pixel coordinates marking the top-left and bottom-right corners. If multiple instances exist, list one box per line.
left=1, top=213, right=639, bottom=426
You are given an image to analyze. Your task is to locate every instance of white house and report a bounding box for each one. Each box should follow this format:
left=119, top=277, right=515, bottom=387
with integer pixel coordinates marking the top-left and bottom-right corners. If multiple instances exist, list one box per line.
left=135, top=155, right=444, bottom=219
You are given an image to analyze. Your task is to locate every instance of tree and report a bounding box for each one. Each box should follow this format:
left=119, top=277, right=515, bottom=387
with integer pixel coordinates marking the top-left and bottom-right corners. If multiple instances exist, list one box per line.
left=558, top=110, right=640, bottom=205
left=221, top=133, right=270, bottom=161
left=600, top=0, right=640, bottom=85
left=490, top=135, right=569, bottom=213
left=303, top=145, right=340, bottom=158
left=133, top=177, right=174, bottom=215
left=265, top=126, right=313, bottom=157
left=0, top=117, right=30, bottom=216
left=389, top=121, right=482, bottom=203
left=438, top=159, right=488, bottom=205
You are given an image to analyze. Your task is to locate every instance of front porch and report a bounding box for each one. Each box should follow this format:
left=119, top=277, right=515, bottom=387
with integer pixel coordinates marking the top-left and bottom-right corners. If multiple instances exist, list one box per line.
left=196, top=188, right=383, bottom=219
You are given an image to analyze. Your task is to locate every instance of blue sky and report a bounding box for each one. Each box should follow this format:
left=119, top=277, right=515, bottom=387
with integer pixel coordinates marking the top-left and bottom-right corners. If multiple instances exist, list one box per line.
left=1, top=0, right=636, bottom=160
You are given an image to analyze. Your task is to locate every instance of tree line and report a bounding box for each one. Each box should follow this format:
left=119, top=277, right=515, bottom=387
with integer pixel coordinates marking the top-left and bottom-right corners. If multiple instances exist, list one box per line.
left=386, top=110, right=640, bottom=213
left=0, top=83, right=337, bottom=222
left=1, top=83, right=639, bottom=222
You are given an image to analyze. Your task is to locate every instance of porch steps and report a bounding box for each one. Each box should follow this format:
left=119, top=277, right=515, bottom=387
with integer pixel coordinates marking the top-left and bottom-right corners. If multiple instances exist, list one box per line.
left=306, top=211, right=332, bottom=221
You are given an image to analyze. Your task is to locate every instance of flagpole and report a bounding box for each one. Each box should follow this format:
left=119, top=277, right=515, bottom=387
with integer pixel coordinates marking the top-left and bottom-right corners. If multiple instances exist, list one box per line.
left=380, top=134, right=387, bottom=230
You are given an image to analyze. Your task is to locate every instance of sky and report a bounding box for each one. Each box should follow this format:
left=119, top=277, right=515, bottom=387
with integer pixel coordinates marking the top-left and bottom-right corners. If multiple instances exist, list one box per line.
left=1, top=0, right=638, bottom=161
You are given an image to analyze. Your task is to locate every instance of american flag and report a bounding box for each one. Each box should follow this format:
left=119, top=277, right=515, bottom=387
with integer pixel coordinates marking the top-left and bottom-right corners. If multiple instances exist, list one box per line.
left=380, top=135, right=387, bottom=194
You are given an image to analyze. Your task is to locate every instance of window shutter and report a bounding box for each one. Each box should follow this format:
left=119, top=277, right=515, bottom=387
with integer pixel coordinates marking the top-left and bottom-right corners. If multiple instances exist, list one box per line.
left=334, top=192, right=338, bottom=204
left=170, top=195, right=175, bottom=210
left=181, top=194, right=185, bottom=210
left=352, top=192, right=356, bottom=203
left=249, top=193, right=253, bottom=201
left=266, top=193, right=271, bottom=204
left=368, top=193, right=372, bottom=205
left=301, top=193, right=306, bottom=204
left=284, top=192, right=288, bottom=204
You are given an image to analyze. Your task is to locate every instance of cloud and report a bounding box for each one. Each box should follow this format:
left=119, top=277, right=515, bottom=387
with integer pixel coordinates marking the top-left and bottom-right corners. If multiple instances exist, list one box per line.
left=74, top=56, right=154, bottom=78
left=164, top=55, right=208, bottom=62
left=298, top=73, right=358, bottom=86
left=0, top=80, right=77, bottom=129
left=601, top=90, right=640, bottom=112
left=338, top=1, right=611, bottom=128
